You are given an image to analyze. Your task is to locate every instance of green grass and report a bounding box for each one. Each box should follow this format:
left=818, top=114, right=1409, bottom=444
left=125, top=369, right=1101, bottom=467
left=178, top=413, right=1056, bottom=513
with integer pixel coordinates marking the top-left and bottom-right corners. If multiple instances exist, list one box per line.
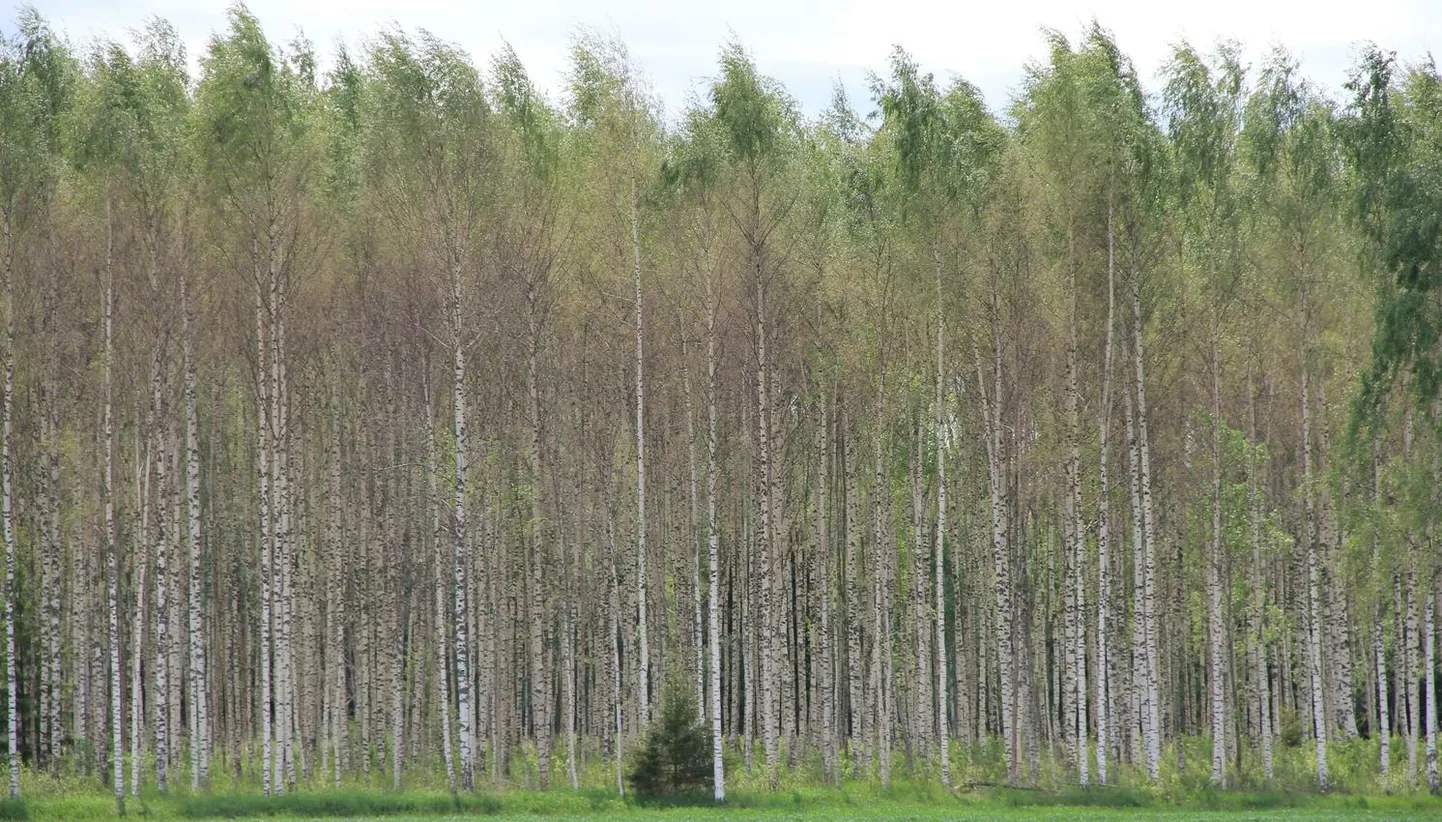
left=1, top=785, right=1439, bottom=822
left=15, top=736, right=1442, bottom=820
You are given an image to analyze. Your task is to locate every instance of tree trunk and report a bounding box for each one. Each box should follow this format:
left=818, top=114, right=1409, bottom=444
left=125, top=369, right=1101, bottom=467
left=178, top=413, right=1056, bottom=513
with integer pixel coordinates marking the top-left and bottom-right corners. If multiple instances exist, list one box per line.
left=1066, top=241, right=1088, bottom=788
left=630, top=182, right=651, bottom=734
left=1, top=212, right=18, bottom=801
left=526, top=274, right=550, bottom=790
left=1248, top=365, right=1273, bottom=781
left=151, top=351, right=172, bottom=794
left=1300, top=340, right=1328, bottom=789
left=182, top=271, right=207, bottom=791
left=705, top=238, right=726, bottom=803
left=933, top=250, right=951, bottom=787
left=103, top=213, right=124, bottom=815
left=1426, top=579, right=1438, bottom=793
left=1209, top=318, right=1226, bottom=787
left=974, top=324, right=1016, bottom=786
left=451, top=256, right=475, bottom=792
left=1095, top=201, right=1116, bottom=785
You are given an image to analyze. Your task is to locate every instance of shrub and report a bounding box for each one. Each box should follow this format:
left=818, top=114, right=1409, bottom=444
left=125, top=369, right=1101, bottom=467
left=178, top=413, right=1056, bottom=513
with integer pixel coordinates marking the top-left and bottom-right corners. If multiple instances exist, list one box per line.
left=628, top=679, right=711, bottom=797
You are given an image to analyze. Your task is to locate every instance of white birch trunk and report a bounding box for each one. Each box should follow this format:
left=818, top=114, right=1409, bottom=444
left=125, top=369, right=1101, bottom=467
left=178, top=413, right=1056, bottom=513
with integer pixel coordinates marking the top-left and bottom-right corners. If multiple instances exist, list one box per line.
left=1426, top=582, right=1438, bottom=793
left=1066, top=249, right=1088, bottom=788
left=1209, top=319, right=1226, bottom=788
left=255, top=281, right=273, bottom=798
left=182, top=272, right=207, bottom=791
left=425, top=386, right=457, bottom=796
left=933, top=252, right=950, bottom=787
left=631, top=183, right=650, bottom=730
left=704, top=256, right=726, bottom=802
left=1131, top=281, right=1162, bottom=781
left=1248, top=366, right=1273, bottom=781
left=104, top=217, right=124, bottom=815
left=1095, top=202, right=1116, bottom=785
left=973, top=326, right=1016, bottom=786
left=1, top=213, right=17, bottom=800
left=132, top=426, right=149, bottom=798
left=451, top=257, right=475, bottom=792
left=151, top=353, right=171, bottom=794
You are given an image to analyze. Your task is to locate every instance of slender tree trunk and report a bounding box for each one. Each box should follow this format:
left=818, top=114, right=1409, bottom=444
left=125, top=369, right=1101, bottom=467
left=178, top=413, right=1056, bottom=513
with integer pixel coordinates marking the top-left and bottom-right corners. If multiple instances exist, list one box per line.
left=610, top=556, right=624, bottom=797
left=451, top=256, right=475, bottom=792
left=255, top=278, right=273, bottom=798
left=844, top=406, right=863, bottom=766
left=132, top=424, right=149, bottom=799
left=1066, top=242, right=1088, bottom=788
left=103, top=211, right=125, bottom=815
left=421, top=384, right=456, bottom=797
left=327, top=384, right=345, bottom=789
left=815, top=395, right=835, bottom=787
left=933, top=249, right=950, bottom=787
left=631, top=183, right=650, bottom=731
left=1209, top=318, right=1226, bottom=787
left=1, top=212, right=18, bottom=801
left=753, top=233, right=781, bottom=788
left=974, top=323, right=1015, bottom=786
left=1300, top=337, right=1328, bottom=789
left=704, top=238, right=726, bottom=803
left=1426, top=580, right=1438, bottom=793
left=1407, top=561, right=1420, bottom=782
left=1130, top=279, right=1161, bottom=781
left=563, top=529, right=578, bottom=791
left=870, top=406, right=891, bottom=788
left=182, top=271, right=207, bottom=791
left=151, top=351, right=171, bottom=795
left=1095, top=201, right=1116, bottom=785
left=1248, top=364, right=1273, bottom=781
left=526, top=274, right=550, bottom=789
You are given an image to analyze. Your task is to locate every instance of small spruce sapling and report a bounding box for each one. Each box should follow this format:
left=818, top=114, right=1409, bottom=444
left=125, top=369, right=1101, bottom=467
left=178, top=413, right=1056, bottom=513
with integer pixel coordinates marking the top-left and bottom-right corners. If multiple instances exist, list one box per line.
left=629, top=676, right=712, bottom=796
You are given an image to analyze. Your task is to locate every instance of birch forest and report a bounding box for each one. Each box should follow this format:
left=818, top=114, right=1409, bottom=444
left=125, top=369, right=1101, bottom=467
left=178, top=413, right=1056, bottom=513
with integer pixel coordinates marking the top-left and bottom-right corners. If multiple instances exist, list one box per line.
left=0, top=3, right=1441, bottom=805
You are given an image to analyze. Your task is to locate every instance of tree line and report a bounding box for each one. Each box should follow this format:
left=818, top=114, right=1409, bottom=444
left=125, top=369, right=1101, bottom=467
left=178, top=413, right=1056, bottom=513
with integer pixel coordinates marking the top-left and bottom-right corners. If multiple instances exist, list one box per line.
left=0, top=3, right=1439, bottom=808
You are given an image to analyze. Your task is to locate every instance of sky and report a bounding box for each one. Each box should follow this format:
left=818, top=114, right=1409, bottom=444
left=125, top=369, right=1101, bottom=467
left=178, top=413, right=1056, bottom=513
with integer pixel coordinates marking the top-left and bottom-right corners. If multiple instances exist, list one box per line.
left=33, top=0, right=1442, bottom=121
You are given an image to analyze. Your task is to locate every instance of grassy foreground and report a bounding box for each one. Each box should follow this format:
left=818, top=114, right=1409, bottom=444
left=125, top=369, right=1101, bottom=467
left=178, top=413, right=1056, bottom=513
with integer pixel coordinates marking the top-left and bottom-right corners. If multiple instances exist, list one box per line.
left=2, top=784, right=1440, bottom=821
left=13, top=737, right=1442, bottom=820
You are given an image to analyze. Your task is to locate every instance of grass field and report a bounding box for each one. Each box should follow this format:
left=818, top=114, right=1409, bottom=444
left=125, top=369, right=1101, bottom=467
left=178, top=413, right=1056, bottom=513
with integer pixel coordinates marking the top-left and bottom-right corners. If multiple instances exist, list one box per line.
left=5, top=785, right=1441, bottom=822
left=13, top=737, right=1442, bottom=821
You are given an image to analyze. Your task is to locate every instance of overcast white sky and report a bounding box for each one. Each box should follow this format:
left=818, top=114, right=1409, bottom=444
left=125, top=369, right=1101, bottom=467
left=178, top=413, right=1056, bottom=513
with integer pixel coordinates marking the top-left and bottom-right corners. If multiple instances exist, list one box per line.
left=34, top=1, right=1442, bottom=120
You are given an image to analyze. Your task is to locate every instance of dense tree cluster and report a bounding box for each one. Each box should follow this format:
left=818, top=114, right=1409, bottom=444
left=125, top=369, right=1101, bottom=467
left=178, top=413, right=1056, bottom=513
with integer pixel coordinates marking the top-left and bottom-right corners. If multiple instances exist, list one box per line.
left=0, top=3, right=1439, bottom=808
